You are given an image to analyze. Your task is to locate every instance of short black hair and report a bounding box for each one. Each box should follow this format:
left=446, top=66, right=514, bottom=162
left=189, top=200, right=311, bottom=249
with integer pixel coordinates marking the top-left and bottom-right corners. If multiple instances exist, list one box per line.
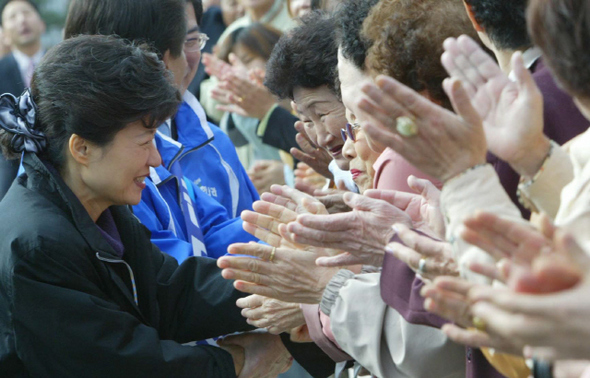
left=529, top=0, right=590, bottom=99
left=64, top=0, right=187, bottom=58
left=0, top=0, right=40, bottom=26
left=334, top=0, right=379, bottom=70
left=186, top=0, right=203, bottom=26
left=0, top=35, right=180, bottom=168
left=464, top=0, right=531, bottom=50
left=265, top=11, right=338, bottom=100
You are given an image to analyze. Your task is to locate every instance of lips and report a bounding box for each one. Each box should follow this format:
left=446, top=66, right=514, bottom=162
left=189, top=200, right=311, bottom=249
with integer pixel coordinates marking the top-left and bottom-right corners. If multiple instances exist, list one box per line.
left=134, top=175, right=148, bottom=189
left=350, top=169, right=363, bottom=180
left=329, top=144, right=343, bottom=157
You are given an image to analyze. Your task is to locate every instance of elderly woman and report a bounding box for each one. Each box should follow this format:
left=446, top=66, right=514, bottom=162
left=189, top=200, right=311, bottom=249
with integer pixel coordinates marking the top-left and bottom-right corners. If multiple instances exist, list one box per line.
left=0, top=34, right=297, bottom=377
left=219, top=1, right=482, bottom=376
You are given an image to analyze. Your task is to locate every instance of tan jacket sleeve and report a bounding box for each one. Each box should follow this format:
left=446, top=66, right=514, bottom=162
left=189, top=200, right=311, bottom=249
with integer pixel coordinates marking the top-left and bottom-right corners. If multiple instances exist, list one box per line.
left=329, top=273, right=465, bottom=378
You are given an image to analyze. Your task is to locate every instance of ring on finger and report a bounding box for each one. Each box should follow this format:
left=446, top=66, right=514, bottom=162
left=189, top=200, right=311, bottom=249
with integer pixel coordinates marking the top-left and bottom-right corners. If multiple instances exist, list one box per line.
left=417, top=257, right=427, bottom=275
left=472, top=316, right=487, bottom=332
left=269, top=247, right=276, bottom=263
left=236, top=96, right=244, bottom=103
left=396, top=116, right=418, bottom=137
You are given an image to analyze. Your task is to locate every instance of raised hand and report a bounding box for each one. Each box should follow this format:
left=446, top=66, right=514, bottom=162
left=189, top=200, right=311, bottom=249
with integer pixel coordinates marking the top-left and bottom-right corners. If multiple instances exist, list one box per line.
left=420, top=276, right=524, bottom=355
left=217, top=71, right=278, bottom=119
left=387, top=224, right=458, bottom=281
left=464, top=231, right=590, bottom=360
left=364, top=176, right=445, bottom=238
left=288, top=192, right=412, bottom=267
left=236, top=294, right=305, bottom=334
left=248, top=160, right=286, bottom=196
left=290, top=121, right=334, bottom=179
left=356, top=74, right=487, bottom=183
left=441, top=35, right=551, bottom=178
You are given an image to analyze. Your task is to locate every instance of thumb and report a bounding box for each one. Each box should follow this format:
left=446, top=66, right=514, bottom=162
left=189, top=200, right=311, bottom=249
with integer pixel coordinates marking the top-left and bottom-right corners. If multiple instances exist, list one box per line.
left=342, top=192, right=370, bottom=210
left=512, top=51, right=540, bottom=98
left=445, top=77, right=483, bottom=129
left=316, top=253, right=361, bottom=267
left=553, top=229, right=590, bottom=270
left=408, top=176, right=440, bottom=203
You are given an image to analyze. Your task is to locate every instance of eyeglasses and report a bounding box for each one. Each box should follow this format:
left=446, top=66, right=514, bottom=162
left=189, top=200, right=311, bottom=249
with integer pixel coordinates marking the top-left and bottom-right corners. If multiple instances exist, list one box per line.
left=184, top=33, right=209, bottom=52
left=341, top=122, right=361, bottom=142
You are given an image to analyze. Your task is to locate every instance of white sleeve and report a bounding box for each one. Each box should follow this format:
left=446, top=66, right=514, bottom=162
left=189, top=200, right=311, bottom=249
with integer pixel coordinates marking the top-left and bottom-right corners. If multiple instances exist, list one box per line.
left=329, top=273, right=465, bottom=378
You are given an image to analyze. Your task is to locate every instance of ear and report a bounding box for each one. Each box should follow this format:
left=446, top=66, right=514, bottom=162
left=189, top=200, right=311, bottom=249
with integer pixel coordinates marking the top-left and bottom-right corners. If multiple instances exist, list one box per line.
left=162, top=49, right=173, bottom=70
left=462, top=1, right=484, bottom=32
left=68, top=134, right=92, bottom=166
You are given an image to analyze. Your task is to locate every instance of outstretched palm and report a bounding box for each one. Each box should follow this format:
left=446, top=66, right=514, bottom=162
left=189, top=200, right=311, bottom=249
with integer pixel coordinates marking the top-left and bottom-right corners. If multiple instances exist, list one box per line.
left=442, top=36, right=547, bottom=174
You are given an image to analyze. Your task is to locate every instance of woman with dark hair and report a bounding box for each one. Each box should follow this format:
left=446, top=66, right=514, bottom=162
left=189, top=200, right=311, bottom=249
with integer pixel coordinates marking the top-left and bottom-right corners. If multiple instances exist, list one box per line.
left=0, top=34, right=295, bottom=377
left=214, top=23, right=289, bottom=193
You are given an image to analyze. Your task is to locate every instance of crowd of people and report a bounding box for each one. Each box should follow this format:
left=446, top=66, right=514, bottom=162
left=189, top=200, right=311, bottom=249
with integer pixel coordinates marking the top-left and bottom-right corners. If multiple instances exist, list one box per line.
left=0, top=0, right=589, bottom=377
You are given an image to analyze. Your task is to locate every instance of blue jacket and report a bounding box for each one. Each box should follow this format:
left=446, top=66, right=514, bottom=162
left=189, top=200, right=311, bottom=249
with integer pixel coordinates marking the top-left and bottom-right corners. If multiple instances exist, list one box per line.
left=159, top=92, right=259, bottom=218
left=133, top=161, right=257, bottom=262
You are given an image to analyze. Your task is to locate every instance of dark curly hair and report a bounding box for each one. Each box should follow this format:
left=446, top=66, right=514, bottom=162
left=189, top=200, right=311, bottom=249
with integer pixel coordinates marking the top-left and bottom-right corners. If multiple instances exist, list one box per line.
left=334, top=0, right=379, bottom=70
left=64, top=0, right=187, bottom=58
left=0, top=35, right=180, bottom=168
left=464, top=0, right=530, bottom=50
left=265, top=11, right=338, bottom=100
left=528, top=0, right=590, bottom=99
left=363, top=0, right=478, bottom=110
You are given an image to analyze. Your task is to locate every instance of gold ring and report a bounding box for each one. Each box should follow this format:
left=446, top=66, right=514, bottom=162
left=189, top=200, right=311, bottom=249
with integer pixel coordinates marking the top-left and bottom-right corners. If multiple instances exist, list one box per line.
left=236, top=96, right=244, bottom=103
left=417, top=257, right=427, bottom=276
left=472, top=316, right=487, bottom=332
left=396, top=116, right=418, bottom=137
left=269, top=247, right=276, bottom=263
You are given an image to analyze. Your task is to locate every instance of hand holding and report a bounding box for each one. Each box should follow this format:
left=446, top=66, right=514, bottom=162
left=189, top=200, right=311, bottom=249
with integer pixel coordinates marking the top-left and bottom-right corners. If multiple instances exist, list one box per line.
left=218, top=332, right=293, bottom=378
left=218, top=242, right=340, bottom=303
left=236, top=294, right=305, bottom=334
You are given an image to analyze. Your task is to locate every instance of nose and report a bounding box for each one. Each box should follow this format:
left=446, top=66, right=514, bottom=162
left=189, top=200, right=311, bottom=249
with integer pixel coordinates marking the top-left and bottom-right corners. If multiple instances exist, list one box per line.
left=342, top=136, right=356, bottom=161
left=314, top=123, right=335, bottom=149
left=148, top=142, right=162, bottom=168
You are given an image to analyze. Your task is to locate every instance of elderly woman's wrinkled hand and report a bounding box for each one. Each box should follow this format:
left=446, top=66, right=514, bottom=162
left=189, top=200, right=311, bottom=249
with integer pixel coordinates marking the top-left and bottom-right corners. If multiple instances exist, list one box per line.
left=387, top=224, right=458, bottom=281
left=236, top=294, right=306, bottom=335
left=420, top=276, right=524, bottom=355
left=218, top=242, right=340, bottom=304
left=364, top=176, right=444, bottom=239
left=355, top=74, right=487, bottom=183
left=461, top=211, right=553, bottom=264
left=290, top=121, right=334, bottom=180
left=287, top=192, right=412, bottom=268
left=441, top=36, right=550, bottom=178
left=463, top=231, right=590, bottom=361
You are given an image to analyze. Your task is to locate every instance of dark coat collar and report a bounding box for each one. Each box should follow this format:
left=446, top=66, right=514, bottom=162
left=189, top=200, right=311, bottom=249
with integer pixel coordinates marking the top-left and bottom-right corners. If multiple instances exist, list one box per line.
left=22, top=153, right=125, bottom=259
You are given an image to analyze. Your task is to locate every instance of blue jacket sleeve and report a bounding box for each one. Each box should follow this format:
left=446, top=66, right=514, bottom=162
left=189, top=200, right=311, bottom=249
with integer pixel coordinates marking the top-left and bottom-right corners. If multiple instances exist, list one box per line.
left=192, top=181, right=258, bottom=258
left=133, top=181, right=195, bottom=263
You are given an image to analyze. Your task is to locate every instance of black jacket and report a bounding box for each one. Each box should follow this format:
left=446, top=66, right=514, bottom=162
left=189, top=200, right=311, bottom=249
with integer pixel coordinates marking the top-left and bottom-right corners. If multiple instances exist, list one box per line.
left=0, top=153, right=252, bottom=377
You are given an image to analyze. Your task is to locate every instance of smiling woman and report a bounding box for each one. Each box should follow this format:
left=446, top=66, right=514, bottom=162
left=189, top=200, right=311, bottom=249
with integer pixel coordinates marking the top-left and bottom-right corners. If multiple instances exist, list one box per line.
left=0, top=34, right=260, bottom=377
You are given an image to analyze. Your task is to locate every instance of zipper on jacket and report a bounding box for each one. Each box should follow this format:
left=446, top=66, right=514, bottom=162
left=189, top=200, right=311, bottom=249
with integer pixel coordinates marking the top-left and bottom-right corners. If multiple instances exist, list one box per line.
left=95, top=252, right=139, bottom=307
left=166, top=137, right=214, bottom=170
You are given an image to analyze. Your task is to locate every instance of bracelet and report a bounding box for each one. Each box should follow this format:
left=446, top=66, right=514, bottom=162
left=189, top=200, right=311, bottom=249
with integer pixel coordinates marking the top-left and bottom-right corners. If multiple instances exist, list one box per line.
left=516, top=140, right=558, bottom=212
left=443, top=163, right=488, bottom=187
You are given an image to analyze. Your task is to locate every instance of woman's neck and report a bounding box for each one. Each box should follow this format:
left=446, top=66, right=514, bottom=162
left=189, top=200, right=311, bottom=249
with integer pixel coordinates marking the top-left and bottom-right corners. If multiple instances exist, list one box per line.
left=61, top=167, right=109, bottom=222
